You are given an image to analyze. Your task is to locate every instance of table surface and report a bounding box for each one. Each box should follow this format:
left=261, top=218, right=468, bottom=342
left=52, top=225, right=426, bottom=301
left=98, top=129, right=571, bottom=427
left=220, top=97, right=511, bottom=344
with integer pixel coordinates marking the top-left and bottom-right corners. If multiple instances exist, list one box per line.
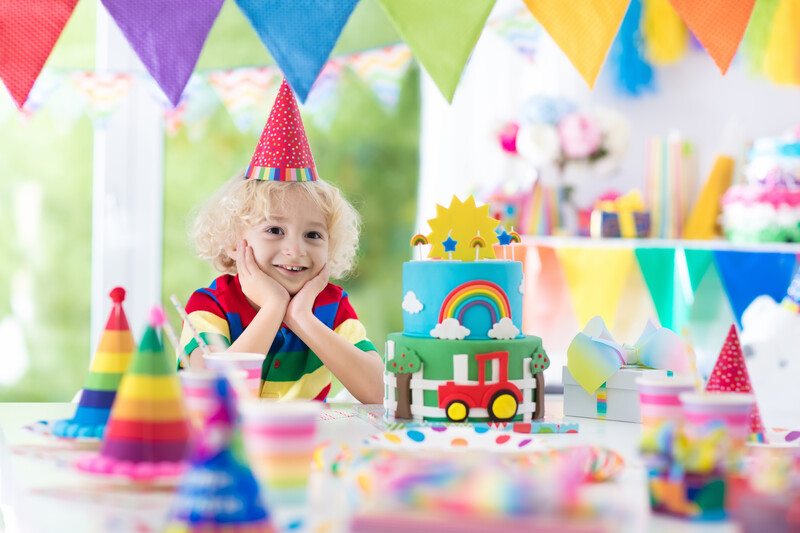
left=0, top=397, right=740, bottom=533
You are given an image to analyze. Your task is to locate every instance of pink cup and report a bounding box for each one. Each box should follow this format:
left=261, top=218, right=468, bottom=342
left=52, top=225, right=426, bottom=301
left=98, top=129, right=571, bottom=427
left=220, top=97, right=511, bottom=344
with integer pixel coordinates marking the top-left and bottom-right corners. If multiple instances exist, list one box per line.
left=179, top=369, right=219, bottom=430
left=203, top=352, right=265, bottom=399
left=679, top=392, right=755, bottom=442
left=636, top=375, right=696, bottom=428
left=239, top=400, right=322, bottom=507
left=679, top=392, right=755, bottom=474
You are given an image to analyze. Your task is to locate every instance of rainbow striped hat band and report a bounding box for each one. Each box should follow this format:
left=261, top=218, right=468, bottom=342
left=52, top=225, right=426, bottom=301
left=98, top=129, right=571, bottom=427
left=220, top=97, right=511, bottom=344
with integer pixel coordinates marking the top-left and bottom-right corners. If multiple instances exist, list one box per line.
left=245, top=79, right=318, bottom=182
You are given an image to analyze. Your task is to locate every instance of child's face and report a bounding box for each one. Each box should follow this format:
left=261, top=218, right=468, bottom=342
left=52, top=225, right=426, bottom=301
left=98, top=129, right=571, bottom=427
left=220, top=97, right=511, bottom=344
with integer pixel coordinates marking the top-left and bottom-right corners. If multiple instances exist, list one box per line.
left=239, top=193, right=329, bottom=296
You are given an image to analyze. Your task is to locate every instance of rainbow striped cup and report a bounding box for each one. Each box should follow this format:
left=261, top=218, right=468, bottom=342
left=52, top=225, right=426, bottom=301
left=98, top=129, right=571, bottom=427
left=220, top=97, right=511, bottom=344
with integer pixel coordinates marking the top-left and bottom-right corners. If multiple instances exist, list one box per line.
left=679, top=392, right=755, bottom=447
left=179, top=369, right=219, bottom=430
left=203, top=352, right=265, bottom=398
left=636, top=375, right=696, bottom=428
left=239, top=400, right=322, bottom=508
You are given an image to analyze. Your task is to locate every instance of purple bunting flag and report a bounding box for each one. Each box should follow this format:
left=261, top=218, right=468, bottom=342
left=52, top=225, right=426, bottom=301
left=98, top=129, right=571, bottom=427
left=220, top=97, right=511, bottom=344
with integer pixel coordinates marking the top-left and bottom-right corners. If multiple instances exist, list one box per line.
left=235, top=0, right=359, bottom=102
left=100, top=0, right=224, bottom=107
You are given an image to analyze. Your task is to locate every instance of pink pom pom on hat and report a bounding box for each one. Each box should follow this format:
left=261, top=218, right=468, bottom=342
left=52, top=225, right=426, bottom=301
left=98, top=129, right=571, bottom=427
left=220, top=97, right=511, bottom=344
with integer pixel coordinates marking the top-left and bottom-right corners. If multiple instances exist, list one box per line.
left=245, top=79, right=318, bottom=182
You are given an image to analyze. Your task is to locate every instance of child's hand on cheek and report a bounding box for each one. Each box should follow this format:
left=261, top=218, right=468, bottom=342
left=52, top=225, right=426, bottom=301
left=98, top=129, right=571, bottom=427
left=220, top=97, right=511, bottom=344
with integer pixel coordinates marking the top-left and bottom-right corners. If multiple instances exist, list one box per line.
left=285, top=265, right=329, bottom=330
left=236, top=240, right=290, bottom=311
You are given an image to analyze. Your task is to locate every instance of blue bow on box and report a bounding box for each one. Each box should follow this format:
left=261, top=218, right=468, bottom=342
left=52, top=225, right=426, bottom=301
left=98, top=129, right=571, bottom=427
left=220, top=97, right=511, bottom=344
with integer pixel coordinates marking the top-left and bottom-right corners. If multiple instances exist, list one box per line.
left=567, top=316, right=693, bottom=395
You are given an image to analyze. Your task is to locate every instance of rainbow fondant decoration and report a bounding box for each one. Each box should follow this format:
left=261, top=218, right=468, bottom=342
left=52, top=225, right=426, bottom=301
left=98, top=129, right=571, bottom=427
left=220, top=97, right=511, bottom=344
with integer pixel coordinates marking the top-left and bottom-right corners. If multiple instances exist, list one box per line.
left=77, top=309, right=190, bottom=481
left=165, top=378, right=273, bottom=533
left=410, top=233, right=429, bottom=247
left=53, top=287, right=134, bottom=439
left=438, top=280, right=511, bottom=326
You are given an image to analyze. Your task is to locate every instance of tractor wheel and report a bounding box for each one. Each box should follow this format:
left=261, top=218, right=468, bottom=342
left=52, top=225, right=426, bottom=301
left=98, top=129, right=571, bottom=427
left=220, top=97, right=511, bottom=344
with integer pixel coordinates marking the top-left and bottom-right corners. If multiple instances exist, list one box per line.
left=445, top=400, right=469, bottom=422
left=488, top=390, right=518, bottom=421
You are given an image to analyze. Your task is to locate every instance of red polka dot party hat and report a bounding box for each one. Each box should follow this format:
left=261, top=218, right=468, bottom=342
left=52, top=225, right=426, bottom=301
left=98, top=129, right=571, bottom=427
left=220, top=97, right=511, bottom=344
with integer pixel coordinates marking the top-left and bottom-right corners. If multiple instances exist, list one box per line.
left=245, top=79, right=318, bottom=182
left=705, top=324, right=766, bottom=439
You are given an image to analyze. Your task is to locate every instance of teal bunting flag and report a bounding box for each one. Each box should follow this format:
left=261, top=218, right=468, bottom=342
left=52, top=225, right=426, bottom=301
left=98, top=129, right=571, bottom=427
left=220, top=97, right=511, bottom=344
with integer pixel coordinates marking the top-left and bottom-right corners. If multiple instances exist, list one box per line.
left=234, top=0, right=359, bottom=102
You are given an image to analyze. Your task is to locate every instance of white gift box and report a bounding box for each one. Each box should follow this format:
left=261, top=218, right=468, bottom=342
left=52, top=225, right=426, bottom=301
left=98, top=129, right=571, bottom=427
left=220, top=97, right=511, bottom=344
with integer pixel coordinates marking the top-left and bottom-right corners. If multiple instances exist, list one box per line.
left=562, top=365, right=670, bottom=423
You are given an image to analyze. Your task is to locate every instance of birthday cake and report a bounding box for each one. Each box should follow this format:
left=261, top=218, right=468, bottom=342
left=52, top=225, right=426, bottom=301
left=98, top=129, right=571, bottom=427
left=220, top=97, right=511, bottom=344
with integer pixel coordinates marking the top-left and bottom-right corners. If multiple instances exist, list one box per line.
left=384, top=197, right=548, bottom=423
left=721, top=129, right=800, bottom=242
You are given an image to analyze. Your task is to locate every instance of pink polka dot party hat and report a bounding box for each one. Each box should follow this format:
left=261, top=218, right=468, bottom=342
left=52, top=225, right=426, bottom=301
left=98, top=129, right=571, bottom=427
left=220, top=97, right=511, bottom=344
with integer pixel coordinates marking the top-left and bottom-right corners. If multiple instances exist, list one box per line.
left=244, top=78, right=318, bottom=182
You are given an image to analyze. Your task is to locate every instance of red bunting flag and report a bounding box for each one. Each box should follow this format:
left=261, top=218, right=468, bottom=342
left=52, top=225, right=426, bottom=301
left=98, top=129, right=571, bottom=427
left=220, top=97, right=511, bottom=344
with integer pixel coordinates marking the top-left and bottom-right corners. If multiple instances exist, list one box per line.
left=668, top=0, right=755, bottom=74
left=0, top=0, right=79, bottom=109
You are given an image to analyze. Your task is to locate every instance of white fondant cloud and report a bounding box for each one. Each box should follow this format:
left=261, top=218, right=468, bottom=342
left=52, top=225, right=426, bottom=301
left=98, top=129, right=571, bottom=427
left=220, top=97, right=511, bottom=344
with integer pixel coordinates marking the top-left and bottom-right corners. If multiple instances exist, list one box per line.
left=518, top=275, right=525, bottom=295
left=430, top=318, right=471, bottom=340
left=402, top=291, right=424, bottom=314
left=487, top=317, right=520, bottom=340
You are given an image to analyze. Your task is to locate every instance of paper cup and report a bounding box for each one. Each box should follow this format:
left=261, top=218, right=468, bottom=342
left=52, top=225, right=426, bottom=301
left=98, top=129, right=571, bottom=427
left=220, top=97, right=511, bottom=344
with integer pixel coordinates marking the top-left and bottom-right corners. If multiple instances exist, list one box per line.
left=179, top=369, right=219, bottom=430
left=203, top=352, right=265, bottom=398
left=239, top=400, right=322, bottom=508
left=679, top=393, right=755, bottom=444
left=636, top=375, right=696, bottom=427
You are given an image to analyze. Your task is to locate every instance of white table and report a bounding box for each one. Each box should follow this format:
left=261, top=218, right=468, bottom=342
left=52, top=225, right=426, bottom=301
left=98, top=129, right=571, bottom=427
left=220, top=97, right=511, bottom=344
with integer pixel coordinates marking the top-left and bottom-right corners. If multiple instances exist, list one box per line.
left=0, top=398, right=738, bottom=533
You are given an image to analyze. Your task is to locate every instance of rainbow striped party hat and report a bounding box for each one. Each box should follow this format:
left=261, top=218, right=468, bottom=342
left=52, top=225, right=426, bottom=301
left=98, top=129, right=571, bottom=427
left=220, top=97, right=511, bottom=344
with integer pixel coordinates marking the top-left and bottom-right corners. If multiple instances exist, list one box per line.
left=53, top=287, right=134, bottom=439
left=77, top=308, right=190, bottom=481
left=244, top=79, right=318, bottom=182
left=165, top=377, right=274, bottom=533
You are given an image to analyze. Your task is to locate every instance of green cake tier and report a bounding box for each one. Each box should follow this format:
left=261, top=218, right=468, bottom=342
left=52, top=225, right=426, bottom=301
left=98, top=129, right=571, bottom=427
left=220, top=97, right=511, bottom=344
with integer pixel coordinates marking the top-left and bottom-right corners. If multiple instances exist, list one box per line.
left=384, top=333, right=548, bottom=423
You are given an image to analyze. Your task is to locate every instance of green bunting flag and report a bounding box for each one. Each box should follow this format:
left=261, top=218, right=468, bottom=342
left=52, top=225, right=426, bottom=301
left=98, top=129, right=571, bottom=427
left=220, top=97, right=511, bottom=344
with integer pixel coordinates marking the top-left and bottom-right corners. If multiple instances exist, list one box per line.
left=376, top=0, right=496, bottom=102
left=635, top=248, right=714, bottom=331
left=635, top=248, right=680, bottom=330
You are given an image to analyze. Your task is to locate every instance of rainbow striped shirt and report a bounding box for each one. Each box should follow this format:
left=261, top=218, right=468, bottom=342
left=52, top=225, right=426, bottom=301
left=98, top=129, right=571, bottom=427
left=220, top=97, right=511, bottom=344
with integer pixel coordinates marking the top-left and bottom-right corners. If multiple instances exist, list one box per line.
left=180, top=274, right=377, bottom=401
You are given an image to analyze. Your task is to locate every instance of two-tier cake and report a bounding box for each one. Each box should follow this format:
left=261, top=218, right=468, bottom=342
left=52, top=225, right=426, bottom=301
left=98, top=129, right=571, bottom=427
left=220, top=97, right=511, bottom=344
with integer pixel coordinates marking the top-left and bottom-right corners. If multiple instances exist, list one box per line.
left=384, top=196, right=548, bottom=423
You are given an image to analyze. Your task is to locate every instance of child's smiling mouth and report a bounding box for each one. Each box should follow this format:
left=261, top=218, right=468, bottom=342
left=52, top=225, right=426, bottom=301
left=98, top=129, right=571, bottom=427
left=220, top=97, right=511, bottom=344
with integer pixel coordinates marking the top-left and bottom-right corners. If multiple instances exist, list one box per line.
left=274, top=264, right=309, bottom=274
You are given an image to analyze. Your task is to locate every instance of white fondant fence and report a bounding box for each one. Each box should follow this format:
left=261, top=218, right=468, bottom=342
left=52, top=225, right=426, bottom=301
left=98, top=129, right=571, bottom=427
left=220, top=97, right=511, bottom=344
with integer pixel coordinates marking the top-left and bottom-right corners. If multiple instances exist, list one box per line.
left=384, top=340, right=539, bottom=422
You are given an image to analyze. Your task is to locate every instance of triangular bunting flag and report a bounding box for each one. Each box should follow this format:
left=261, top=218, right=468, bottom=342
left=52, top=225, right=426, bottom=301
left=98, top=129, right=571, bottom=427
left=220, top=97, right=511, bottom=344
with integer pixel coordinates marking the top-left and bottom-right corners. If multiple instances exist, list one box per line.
left=348, top=45, right=413, bottom=111
left=668, top=0, right=755, bottom=74
left=713, top=251, right=797, bottom=327
left=610, top=0, right=655, bottom=96
left=706, top=324, right=766, bottom=437
left=0, top=0, right=79, bottom=109
left=164, top=74, right=219, bottom=139
left=741, top=0, right=780, bottom=74
left=763, top=0, right=800, bottom=85
left=69, top=72, right=133, bottom=126
left=556, top=247, right=635, bottom=328
left=100, top=0, right=223, bottom=107
left=376, top=0, right=496, bottom=102
left=642, top=0, right=689, bottom=65
left=207, top=67, right=280, bottom=133
left=20, top=70, right=66, bottom=117
left=684, top=249, right=713, bottom=294
left=489, top=8, right=541, bottom=63
left=303, top=61, right=344, bottom=131
left=635, top=248, right=683, bottom=330
left=53, top=287, right=135, bottom=439
left=235, top=0, right=358, bottom=102
left=523, top=0, right=630, bottom=87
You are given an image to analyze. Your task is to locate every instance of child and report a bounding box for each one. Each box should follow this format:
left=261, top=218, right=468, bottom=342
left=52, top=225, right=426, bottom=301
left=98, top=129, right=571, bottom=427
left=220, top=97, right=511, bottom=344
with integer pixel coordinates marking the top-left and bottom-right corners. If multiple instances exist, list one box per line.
left=179, top=80, right=383, bottom=405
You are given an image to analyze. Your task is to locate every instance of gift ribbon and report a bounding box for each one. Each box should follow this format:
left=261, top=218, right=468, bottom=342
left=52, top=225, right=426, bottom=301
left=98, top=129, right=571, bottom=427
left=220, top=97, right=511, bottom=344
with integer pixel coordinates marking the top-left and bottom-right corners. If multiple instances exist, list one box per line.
left=568, top=316, right=692, bottom=395
left=595, top=190, right=647, bottom=238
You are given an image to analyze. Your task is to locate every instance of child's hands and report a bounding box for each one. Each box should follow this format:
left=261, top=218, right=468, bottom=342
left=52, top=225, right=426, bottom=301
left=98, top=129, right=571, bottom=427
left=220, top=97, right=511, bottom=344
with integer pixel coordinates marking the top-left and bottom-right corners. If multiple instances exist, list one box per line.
left=285, top=265, right=329, bottom=330
left=236, top=240, right=290, bottom=310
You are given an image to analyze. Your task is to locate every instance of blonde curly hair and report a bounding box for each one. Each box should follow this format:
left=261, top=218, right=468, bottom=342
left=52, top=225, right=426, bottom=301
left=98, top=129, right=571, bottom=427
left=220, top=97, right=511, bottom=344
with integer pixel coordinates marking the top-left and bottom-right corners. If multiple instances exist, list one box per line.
left=190, top=173, right=360, bottom=279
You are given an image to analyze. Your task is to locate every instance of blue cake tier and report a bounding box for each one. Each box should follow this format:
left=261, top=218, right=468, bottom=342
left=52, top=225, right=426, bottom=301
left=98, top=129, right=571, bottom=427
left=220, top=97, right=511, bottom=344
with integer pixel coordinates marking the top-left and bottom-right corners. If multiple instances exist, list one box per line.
left=402, top=260, right=524, bottom=340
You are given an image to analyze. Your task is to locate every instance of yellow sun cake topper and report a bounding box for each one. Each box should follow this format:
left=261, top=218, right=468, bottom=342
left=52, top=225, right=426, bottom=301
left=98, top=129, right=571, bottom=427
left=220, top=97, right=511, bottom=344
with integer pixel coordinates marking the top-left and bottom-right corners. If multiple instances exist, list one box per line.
left=427, top=196, right=500, bottom=262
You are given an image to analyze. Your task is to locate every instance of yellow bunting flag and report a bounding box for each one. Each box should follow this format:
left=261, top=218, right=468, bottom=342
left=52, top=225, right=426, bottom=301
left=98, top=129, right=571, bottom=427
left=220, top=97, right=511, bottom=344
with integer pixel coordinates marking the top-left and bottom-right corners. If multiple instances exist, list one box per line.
left=642, top=0, right=688, bottom=64
left=556, top=247, right=635, bottom=330
left=763, top=0, right=800, bottom=85
left=683, top=155, right=734, bottom=240
left=376, top=0, right=496, bottom=102
left=668, top=0, right=755, bottom=74
left=523, top=0, right=630, bottom=87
